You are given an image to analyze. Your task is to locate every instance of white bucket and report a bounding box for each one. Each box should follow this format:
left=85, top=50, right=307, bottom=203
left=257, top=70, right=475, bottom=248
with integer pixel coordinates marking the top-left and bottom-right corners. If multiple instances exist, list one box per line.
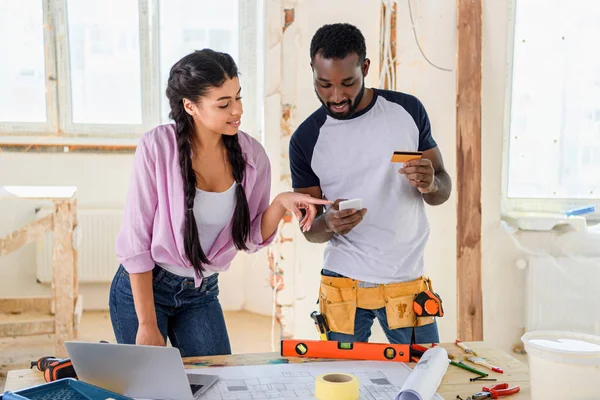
left=521, top=331, right=600, bottom=400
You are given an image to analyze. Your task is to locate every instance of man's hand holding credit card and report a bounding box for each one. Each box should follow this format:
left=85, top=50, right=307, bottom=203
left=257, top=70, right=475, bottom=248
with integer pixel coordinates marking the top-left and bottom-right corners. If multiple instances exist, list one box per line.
left=392, top=151, right=437, bottom=194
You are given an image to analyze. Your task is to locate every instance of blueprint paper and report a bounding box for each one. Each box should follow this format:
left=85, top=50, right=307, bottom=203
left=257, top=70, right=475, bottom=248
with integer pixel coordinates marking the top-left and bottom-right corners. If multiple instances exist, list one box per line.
left=396, top=347, right=449, bottom=400
left=186, top=360, right=444, bottom=399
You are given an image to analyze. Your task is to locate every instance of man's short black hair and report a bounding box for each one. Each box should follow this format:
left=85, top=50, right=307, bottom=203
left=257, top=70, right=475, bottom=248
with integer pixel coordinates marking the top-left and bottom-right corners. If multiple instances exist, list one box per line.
left=310, top=23, right=366, bottom=63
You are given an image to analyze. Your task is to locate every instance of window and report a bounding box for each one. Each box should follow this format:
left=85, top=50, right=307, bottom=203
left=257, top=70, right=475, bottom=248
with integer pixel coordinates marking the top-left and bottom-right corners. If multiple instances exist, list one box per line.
left=503, top=0, right=600, bottom=215
left=157, top=0, right=239, bottom=123
left=66, top=0, right=143, bottom=125
left=0, top=0, right=263, bottom=144
left=0, top=0, right=48, bottom=126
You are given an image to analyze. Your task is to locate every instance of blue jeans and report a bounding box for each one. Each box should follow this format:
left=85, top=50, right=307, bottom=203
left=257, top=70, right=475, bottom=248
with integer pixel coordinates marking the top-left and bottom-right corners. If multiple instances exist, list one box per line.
left=321, top=269, right=440, bottom=344
left=109, top=264, right=231, bottom=357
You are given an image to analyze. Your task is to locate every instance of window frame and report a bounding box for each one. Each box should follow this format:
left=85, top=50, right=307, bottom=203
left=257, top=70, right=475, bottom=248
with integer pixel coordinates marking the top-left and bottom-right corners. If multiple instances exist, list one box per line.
left=0, top=0, right=263, bottom=145
left=501, top=0, right=600, bottom=219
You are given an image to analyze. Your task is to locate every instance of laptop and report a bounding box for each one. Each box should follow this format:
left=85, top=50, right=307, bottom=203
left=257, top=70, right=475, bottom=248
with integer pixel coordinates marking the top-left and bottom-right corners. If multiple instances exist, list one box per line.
left=64, top=341, right=218, bottom=400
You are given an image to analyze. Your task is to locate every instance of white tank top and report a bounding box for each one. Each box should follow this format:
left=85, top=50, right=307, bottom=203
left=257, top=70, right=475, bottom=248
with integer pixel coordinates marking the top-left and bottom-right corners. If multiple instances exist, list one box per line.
left=160, top=182, right=237, bottom=278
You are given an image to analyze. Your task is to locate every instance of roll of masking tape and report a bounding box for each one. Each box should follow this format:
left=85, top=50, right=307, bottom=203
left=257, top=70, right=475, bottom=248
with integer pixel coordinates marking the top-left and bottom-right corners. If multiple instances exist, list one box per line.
left=315, top=372, right=359, bottom=400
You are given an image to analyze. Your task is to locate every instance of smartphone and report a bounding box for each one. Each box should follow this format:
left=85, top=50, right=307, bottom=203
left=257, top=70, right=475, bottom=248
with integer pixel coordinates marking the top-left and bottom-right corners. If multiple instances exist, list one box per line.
left=339, top=198, right=362, bottom=211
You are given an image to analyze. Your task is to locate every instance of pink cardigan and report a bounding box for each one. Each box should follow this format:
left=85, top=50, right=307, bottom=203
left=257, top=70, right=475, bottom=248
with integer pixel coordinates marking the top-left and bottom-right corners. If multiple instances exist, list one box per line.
left=116, top=124, right=276, bottom=287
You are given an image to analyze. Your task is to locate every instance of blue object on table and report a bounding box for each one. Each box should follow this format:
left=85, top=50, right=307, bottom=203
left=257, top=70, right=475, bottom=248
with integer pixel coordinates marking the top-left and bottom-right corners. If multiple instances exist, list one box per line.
left=564, top=205, right=595, bottom=217
left=2, top=378, right=132, bottom=400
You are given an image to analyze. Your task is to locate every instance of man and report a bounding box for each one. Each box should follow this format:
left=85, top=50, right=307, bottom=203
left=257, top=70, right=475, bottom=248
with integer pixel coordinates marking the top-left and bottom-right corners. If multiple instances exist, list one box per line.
left=289, top=23, right=451, bottom=344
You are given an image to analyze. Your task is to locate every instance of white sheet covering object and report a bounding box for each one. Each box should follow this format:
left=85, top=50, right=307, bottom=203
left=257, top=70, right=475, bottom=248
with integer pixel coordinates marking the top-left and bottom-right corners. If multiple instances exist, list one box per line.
left=396, top=347, right=449, bottom=400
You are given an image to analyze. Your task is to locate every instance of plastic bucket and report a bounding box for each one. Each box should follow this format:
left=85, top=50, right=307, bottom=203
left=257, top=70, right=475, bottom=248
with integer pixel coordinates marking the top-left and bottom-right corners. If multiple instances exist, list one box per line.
left=521, top=331, right=600, bottom=399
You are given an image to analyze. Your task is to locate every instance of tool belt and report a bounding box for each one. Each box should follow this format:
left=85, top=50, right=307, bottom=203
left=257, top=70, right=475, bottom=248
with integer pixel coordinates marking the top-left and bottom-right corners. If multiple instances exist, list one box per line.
left=318, top=275, right=436, bottom=335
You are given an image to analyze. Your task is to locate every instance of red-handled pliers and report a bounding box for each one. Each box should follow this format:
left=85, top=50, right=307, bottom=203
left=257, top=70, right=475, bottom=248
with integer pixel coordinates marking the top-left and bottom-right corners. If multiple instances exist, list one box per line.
left=468, top=383, right=520, bottom=400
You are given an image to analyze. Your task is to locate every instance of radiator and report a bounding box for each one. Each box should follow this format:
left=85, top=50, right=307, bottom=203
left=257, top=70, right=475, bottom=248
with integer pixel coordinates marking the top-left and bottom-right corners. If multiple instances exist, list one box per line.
left=525, top=255, right=600, bottom=335
left=36, top=209, right=123, bottom=283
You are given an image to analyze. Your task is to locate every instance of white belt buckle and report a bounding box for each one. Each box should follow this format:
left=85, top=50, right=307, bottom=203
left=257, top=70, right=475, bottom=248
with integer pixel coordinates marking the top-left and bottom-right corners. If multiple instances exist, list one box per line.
left=358, top=281, right=379, bottom=288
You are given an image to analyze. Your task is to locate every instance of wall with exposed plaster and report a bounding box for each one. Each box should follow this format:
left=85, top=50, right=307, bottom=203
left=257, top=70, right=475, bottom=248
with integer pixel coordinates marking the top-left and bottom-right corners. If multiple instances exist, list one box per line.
left=262, top=0, right=383, bottom=339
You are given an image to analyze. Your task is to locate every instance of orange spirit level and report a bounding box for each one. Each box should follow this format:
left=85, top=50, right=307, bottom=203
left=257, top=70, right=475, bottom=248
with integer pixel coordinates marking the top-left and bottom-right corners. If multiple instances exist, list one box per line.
left=281, top=339, right=412, bottom=362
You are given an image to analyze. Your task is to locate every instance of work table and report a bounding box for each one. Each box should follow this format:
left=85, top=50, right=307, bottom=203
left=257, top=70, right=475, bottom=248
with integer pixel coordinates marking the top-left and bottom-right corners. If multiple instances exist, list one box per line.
left=4, top=342, right=530, bottom=399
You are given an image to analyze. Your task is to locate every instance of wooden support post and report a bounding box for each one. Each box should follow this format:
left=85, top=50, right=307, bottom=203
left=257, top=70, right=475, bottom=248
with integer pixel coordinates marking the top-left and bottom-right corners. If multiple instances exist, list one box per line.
left=0, top=214, right=54, bottom=256
left=52, top=199, right=77, bottom=357
left=456, top=0, right=483, bottom=341
left=72, top=198, right=82, bottom=336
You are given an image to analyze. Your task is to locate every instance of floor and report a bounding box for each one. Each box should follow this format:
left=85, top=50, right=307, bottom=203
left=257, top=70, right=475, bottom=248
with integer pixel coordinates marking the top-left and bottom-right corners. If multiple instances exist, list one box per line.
left=0, top=310, right=278, bottom=393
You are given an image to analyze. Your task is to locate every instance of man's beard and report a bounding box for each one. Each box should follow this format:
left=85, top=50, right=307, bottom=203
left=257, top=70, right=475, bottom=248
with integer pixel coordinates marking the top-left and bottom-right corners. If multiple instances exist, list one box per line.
left=317, top=80, right=366, bottom=120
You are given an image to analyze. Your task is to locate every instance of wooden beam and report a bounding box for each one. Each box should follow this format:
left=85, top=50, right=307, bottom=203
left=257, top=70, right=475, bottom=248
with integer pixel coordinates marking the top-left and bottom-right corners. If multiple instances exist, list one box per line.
left=0, top=214, right=54, bottom=256
left=0, top=297, right=52, bottom=314
left=0, top=143, right=136, bottom=153
left=72, top=198, right=81, bottom=337
left=0, top=185, right=76, bottom=200
left=380, top=1, right=397, bottom=90
left=456, top=0, right=483, bottom=341
left=52, top=199, right=77, bottom=357
left=0, top=316, right=55, bottom=337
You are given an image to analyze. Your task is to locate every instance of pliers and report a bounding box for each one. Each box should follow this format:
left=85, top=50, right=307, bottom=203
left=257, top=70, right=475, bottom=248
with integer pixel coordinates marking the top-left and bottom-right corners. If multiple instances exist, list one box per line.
left=467, top=383, right=520, bottom=400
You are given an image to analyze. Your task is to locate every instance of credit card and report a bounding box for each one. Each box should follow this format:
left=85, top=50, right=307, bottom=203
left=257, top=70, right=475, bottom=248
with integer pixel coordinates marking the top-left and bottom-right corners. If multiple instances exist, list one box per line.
left=390, top=151, right=423, bottom=163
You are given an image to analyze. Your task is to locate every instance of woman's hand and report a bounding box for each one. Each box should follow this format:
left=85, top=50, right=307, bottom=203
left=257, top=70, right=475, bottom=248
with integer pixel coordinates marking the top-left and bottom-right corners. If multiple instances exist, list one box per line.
left=136, top=322, right=166, bottom=346
left=274, top=192, right=331, bottom=232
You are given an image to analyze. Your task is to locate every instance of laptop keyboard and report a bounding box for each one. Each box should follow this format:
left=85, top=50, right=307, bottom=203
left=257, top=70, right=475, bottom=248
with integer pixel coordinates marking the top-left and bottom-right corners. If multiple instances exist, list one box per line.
left=190, top=384, right=204, bottom=394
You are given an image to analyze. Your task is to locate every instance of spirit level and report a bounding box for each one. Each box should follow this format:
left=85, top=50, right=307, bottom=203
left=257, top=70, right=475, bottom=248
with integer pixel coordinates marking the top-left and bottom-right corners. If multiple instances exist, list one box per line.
left=281, top=339, right=412, bottom=362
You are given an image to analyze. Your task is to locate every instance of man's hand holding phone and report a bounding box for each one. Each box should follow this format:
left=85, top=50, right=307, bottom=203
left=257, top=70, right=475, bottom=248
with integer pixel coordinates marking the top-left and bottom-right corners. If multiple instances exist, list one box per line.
left=324, top=198, right=367, bottom=235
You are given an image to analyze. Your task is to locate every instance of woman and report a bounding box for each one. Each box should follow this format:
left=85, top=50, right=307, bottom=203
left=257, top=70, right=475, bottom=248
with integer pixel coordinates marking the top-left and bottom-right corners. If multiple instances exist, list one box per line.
left=109, top=49, right=328, bottom=357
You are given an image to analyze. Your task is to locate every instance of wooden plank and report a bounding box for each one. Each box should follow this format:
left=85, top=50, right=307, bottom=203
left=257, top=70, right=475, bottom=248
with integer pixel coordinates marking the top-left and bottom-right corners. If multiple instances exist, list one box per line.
left=5, top=369, right=45, bottom=393
left=0, top=135, right=139, bottom=147
left=0, top=214, right=54, bottom=256
left=0, top=313, right=54, bottom=337
left=0, top=186, right=76, bottom=200
left=456, top=0, right=483, bottom=341
left=0, top=297, right=52, bottom=314
left=52, top=199, right=77, bottom=357
left=73, top=295, right=83, bottom=337
left=0, top=144, right=137, bottom=154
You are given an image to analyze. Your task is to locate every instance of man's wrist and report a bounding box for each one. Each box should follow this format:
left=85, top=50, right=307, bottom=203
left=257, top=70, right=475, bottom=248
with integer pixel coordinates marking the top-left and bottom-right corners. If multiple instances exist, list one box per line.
left=423, top=177, right=438, bottom=195
left=321, top=212, right=333, bottom=233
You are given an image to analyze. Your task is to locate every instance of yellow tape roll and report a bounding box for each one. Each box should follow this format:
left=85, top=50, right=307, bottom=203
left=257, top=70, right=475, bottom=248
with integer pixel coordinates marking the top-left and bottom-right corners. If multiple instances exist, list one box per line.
left=315, top=373, right=359, bottom=400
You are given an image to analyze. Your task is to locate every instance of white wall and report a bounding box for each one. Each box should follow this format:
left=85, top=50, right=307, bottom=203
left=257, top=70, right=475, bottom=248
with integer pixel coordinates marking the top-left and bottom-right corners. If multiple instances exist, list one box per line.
left=394, top=0, right=458, bottom=345
left=480, top=0, right=529, bottom=352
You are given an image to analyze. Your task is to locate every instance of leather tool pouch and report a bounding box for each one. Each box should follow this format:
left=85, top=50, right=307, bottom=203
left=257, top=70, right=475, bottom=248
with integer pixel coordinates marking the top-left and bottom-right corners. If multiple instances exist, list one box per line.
left=319, top=277, right=357, bottom=335
left=319, top=274, right=436, bottom=335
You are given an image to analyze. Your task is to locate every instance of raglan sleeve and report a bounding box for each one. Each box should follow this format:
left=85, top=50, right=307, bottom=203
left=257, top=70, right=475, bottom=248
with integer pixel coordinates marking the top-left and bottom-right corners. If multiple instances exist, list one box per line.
left=289, top=129, right=320, bottom=189
left=415, top=98, right=437, bottom=152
